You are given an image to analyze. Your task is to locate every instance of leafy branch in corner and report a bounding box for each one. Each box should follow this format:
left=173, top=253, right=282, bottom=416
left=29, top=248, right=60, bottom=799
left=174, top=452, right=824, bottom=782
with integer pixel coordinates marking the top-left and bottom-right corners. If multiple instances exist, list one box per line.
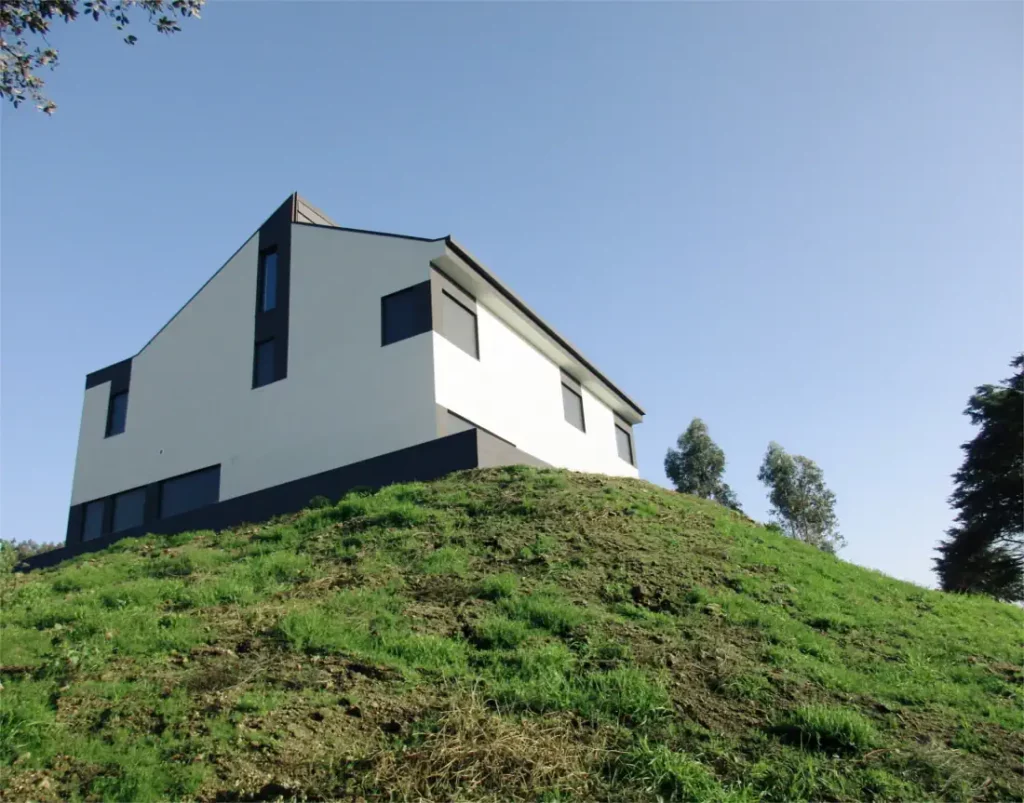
left=1, top=0, right=203, bottom=113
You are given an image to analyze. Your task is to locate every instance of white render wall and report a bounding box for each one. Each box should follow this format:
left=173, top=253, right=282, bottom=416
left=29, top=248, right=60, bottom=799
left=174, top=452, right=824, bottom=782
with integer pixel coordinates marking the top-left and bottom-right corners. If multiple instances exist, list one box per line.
left=433, top=304, right=639, bottom=478
left=70, top=225, right=445, bottom=506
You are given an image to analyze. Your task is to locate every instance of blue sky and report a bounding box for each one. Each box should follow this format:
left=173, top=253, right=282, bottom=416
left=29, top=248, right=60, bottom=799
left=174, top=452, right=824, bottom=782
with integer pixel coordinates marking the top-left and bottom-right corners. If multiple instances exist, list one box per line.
left=1, top=2, right=1020, bottom=587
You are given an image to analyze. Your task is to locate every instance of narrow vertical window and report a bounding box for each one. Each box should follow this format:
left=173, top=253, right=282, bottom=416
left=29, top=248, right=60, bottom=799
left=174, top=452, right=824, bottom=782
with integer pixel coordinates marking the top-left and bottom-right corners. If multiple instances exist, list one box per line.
left=106, top=390, right=128, bottom=437
left=259, top=250, right=278, bottom=312
left=561, top=373, right=585, bottom=432
left=253, top=338, right=276, bottom=388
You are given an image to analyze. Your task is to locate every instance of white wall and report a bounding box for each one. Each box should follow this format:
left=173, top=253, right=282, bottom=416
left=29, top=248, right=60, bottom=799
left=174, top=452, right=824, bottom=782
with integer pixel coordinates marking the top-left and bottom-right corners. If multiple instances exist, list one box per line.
left=433, top=304, right=639, bottom=478
left=70, top=226, right=445, bottom=505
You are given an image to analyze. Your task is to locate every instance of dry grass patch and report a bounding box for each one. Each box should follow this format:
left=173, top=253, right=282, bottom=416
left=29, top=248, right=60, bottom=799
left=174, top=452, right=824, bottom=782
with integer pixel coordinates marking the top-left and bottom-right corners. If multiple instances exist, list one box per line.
left=369, top=696, right=606, bottom=801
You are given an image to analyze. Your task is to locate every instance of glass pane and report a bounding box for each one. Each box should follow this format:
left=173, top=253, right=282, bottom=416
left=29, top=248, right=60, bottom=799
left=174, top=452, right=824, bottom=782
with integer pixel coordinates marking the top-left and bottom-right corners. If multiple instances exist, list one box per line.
left=261, top=251, right=278, bottom=311
left=442, top=292, right=478, bottom=358
left=562, top=384, right=585, bottom=431
left=160, top=466, right=220, bottom=519
left=107, top=391, right=128, bottom=436
left=112, top=488, right=146, bottom=532
left=254, top=339, right=275, bottom=387
left=82, top=500, right=105, bottom=541
left=616, top=425, right=633, bottom=464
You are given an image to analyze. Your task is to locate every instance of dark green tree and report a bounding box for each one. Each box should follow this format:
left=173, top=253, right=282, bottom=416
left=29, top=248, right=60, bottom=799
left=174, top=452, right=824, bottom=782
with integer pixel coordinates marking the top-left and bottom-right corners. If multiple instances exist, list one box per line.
left=757, top=442, right=844, bottom=553
left=934, top=355, right=1023, bottom=601
left=1, top=0, right=203, bottom=114
left=664, top=418, right=741, bottom=511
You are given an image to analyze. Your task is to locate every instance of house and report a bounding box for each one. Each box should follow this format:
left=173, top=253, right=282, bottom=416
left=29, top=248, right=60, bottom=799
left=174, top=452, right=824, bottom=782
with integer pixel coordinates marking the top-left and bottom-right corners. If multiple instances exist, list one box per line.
left=49, top=194, right=644, bottom=563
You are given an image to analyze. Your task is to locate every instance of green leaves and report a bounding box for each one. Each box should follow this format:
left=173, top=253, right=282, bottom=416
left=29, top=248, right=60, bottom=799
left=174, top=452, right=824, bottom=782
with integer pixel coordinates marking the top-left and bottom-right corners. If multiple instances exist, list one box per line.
left=934, top=354, right=1023, bottom=601
left=1, top=0, right=204, bottom=113
left=757, top=442, right=844, bottom=553
left=664, top=418, right=742, bottom=511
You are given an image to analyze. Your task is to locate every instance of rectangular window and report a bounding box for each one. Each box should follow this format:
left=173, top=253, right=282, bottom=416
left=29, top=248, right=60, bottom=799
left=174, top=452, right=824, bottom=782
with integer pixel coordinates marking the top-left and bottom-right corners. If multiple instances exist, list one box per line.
left=259, top=250, right=278, bottom=312
left=82, top=500, right=106, bottom=541
left=381, top=283, right=431, bottom=346
left=159, top=466, right=220, bottom=520
left=615, top=424, right=634, bottom=465
left=562, top=383, right=585, bottom=432
left=253, top=338, right=277, bottom=388
left=441, top=291, right=479, bottom=358
left=112, top=488, right=146, bottom=533
left=106, top=390, right=128, bottom=437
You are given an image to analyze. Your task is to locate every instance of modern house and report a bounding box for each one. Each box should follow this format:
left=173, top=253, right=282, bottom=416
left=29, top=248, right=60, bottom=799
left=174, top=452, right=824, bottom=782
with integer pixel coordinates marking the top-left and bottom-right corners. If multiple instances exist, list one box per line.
left=50, top=194, right=644, bottom=562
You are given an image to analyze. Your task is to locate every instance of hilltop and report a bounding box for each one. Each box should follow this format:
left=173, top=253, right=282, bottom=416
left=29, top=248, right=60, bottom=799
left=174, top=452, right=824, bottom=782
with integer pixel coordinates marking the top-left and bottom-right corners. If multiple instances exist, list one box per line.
left=2, top=466, right=1021, bottom=802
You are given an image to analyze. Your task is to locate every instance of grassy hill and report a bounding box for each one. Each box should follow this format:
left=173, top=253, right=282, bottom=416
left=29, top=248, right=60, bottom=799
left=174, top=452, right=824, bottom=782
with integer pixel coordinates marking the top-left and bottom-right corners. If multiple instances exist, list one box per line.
left=2, top=466, right=1021, bottom=802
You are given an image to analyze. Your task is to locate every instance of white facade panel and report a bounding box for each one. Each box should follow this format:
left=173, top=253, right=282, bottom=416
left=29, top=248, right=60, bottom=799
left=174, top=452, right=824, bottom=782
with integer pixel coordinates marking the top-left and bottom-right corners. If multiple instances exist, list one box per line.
left=432, top=304, right=639, bottom=478
left=70, top=226, right=444, bottom=506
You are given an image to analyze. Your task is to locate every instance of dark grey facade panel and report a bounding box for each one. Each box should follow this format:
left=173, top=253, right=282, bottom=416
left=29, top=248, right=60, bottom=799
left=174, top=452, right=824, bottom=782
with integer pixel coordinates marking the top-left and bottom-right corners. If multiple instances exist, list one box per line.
left=253, top=195, right=293, bottom=386
left=562, top=383, right=585, bottom=432
left=85, top=358, right=132, bottom=391
left=32, top=431, right=545, bottom=571
left=381, top=281, right=432, bottom=346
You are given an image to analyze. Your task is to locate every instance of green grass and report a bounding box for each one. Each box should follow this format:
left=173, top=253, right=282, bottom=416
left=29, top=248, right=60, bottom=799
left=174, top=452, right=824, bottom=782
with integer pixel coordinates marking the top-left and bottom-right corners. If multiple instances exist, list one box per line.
left=2, top=466, right=1021, bottom=802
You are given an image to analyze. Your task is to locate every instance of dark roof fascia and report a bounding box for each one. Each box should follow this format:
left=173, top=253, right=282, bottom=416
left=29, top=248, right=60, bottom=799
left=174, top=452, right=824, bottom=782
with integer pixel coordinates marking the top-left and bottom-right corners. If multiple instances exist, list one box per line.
left=444, top=236, right=645, bottom=418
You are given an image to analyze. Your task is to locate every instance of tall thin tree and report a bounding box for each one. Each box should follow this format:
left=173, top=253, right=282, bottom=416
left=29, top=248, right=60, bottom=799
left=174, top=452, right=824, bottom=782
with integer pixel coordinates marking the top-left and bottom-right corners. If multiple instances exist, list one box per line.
left=664, top=418, right=741, bottom=511
left=757, top=442, right=844, bottom=553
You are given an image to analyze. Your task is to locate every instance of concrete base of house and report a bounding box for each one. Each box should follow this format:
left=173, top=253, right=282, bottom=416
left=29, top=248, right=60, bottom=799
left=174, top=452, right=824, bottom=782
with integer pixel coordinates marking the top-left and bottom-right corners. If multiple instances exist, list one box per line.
left=21, top=429, right=547, bottom=572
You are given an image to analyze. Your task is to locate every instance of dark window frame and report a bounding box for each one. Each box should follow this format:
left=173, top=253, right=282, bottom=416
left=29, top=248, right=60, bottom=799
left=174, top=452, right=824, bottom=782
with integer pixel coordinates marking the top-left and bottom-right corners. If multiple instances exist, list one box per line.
left=561, top=381, right=586, bottom=433
left=257, top=248, right=279, bottom=312
left=252, top=337, right=278, bottom=388
left=381, top=283, right=432, bottom=347
left=81, top=499, right=106, bottom=541
left=615, top=423, right=635, bottom=465
left=112, top=487, right=146, bottom=533
left=105, top=390, right=129, bottom=437
left=441, top=290, right=480, bottom=359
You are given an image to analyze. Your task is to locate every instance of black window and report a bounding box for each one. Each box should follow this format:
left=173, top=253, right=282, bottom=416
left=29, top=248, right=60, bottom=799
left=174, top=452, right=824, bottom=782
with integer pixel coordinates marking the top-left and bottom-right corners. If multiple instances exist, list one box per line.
left=562, top=383, right=585, bottom=432
left=106, top=390, right=128, bottom=437
left=159, top=466, right=220, bottom=519
left=259, top=250, right=278, bottom=312
left=381, top=284, right=431, bottom=346
left=82, top=500, right=105, bottom=541
left=253, top=338, right=277, bottom=388
left=112, top=488, right=145, bottom=533
left=615, top=424, right=634, bottom=465
left=441, top=291, right=478, bottom=359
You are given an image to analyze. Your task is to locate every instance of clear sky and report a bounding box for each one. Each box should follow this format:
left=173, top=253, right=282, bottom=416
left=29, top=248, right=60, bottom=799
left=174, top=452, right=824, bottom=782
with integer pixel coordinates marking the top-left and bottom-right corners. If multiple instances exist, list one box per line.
left=1, top=2, right=1020, bottom=587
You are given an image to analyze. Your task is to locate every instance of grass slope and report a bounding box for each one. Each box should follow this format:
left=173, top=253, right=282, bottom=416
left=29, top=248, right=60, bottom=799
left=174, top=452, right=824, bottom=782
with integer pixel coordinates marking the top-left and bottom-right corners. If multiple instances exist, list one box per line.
left=1, top=466, right=1021, bottom=802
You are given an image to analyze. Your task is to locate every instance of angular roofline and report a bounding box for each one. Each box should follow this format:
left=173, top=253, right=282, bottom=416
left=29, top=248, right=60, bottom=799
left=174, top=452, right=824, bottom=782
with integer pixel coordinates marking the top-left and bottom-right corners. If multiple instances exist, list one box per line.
left=442, top=237, right=645, bottom=418
left=84, top=194, right=645, bottom=419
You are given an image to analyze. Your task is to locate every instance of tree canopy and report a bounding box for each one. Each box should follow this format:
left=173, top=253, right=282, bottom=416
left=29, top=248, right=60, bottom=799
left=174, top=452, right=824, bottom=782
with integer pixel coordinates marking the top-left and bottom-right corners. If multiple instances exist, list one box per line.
left=757, top=442, right=844, bottom=553
left=934, top=354, right=1023, bottom=601
left=1, top=0, right=203, bottom=113
left=664, top=418, right=741, bottom=511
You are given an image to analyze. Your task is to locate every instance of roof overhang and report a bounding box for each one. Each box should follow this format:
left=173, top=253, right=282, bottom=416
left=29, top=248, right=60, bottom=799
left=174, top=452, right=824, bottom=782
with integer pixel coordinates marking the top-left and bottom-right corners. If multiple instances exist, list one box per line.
left=434, top=237, right=644, bottom=424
